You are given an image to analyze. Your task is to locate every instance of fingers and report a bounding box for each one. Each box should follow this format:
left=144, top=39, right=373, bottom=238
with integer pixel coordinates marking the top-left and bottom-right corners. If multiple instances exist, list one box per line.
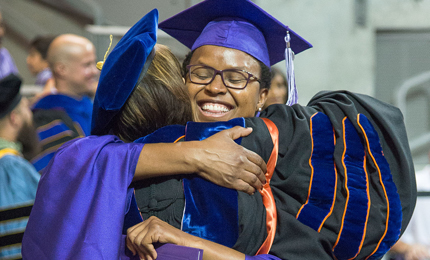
left=242, top=169, right=264, bottom=192
left=244, top=149, right=267, bottom=183
left=223, top=127, right=267, bottom=188
left=229, top=127, right=267, bottom=184
left=235, top=179, right=257, bottom=195
left=234, top=167, right=264, bottom=195
left=127, top=216, right=189, bottom=260
left=195, top=126, right=269, bottom=193
left=225, top=126, right=253, bottom=140
left=127, top=221, right=158, bottom=260
left=126, top=240, right=137, bottom=256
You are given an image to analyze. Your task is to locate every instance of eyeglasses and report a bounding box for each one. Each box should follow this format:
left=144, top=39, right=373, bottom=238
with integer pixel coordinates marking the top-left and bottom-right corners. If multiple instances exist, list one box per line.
left=186, top=65, right=261, bottom=89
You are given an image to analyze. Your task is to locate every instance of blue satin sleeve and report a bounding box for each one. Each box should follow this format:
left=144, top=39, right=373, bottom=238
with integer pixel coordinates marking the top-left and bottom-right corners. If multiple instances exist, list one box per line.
left=182, top=118, right=245, bottom=247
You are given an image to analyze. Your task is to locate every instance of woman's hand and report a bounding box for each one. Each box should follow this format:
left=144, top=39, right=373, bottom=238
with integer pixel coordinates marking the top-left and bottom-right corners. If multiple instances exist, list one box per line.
left=126, top=216, right=198, bottom=260
left=126, top=217, right=245, bottom=260
left=189, top=126, right=267, bottom=194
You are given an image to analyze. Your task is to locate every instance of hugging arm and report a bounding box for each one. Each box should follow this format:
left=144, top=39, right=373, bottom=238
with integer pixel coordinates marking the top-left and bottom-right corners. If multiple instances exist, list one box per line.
left=134, top=126, right=267, bottom=195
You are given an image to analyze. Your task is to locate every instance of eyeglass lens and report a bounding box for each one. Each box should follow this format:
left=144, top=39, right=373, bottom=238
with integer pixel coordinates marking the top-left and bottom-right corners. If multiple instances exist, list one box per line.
left=190, top=66, right=249, bottom=89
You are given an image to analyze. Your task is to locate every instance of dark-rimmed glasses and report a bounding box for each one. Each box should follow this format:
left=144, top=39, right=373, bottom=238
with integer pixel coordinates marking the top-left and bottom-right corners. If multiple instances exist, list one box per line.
left=186, top=65, right=261, bottom=89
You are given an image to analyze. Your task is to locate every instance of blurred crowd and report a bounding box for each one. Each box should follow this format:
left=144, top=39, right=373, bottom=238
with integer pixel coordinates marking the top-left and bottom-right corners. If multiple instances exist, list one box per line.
left=0, top=6, right=100, bottom=259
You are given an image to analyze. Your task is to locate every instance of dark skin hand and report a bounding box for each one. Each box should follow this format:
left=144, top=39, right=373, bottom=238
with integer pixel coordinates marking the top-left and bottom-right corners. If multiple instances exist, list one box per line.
left=127, top=216, right=245, bottom=260
left=134, top=126, right=267, bottom=194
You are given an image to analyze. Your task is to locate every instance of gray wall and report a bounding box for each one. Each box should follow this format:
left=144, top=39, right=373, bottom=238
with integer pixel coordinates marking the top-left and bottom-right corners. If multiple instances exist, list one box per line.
left=3, top=0, right=430, bottom=164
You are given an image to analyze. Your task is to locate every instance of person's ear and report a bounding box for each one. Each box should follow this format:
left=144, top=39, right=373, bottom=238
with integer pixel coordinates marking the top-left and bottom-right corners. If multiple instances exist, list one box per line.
left=256, top=88, right=268, bottom=111
left=54, top=62, right=67, bottom=77
left=8, top=109, right=21, bottom=128
left=182, top=77, right=186, bottom=84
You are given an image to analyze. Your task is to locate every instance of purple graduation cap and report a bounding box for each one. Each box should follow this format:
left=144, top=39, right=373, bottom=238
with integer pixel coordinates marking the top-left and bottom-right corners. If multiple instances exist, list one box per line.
left=91, top=9, right=158, bottom=135
left=159, top=0, right=312, bottom=105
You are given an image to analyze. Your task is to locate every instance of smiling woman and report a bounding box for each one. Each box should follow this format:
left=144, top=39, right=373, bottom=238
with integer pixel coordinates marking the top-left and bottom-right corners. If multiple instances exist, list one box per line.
left=22, top=1, right=416, bottom=260
left=186, top=45, right=268, bottom=122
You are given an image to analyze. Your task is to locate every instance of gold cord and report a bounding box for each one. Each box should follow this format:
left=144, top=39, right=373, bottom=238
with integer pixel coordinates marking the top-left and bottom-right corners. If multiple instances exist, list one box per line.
left=96, top=34, right=113, bottom=70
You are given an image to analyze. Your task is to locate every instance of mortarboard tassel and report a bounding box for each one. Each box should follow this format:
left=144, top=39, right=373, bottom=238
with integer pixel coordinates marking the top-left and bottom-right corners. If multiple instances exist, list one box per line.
left=285, top=31, right=298, bottom=106
left=96, top=35, right=113, bottom=71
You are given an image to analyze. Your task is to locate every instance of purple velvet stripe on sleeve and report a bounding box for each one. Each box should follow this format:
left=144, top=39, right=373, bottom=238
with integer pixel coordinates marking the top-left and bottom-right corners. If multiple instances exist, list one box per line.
left=358, top=114, right=402, bottom=260
left=296, top=112, right=336, bottom=232
left=333, top=118, right=369, bottom=259
left=22, top=135, right=144, bottom=260
left=245, top=254, right=282, bottom=260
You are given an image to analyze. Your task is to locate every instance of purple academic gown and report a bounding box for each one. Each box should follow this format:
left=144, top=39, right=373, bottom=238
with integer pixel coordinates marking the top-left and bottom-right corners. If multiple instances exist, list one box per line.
left=22, top=135, right=143, bottom=259
left=22, top=133, right=277, bottom=260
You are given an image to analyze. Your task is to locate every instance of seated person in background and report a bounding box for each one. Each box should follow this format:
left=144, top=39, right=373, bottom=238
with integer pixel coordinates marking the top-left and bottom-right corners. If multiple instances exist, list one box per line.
left=0, top=74, right=40, bottom=260
left=30, top=34, right=99, bottom=173
left=0, top=9, right=18, bottom=80
left=262, top=67, right=288, bottom=110
left=24, top=2, right=416, bottom=259
left=389, top=151, right=430, bottom=260
left=26, top=35, right=56, bottom=90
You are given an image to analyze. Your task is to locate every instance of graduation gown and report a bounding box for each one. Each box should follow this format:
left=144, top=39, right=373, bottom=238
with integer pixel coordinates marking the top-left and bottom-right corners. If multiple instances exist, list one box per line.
left=22, top=91, right=415, bottom=260
left=134, top=91, right=415, bottom=259
left=0, top=145, right=40, bottom=259
left=242, top=91, right=415, bottom=259
left=31, top=94, right=93, bottom=173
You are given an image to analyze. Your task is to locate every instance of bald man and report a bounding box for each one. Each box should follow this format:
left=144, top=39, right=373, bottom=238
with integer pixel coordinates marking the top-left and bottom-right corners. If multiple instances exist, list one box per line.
left=30, top=34, right=99, bottom=173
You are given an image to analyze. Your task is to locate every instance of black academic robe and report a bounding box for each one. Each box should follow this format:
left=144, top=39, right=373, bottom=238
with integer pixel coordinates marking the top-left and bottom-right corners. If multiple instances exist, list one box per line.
left=133, top=91, right=415, bottom=260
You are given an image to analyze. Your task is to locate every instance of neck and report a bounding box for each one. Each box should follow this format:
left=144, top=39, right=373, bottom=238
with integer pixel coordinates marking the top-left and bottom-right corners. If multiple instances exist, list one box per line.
left=0, top=119, right=18, bottom=143
left=0, top=136, right=23, bottom=154
left=0, top=131, right=17, bottom=144
left=55, top=80, right=82, bottom=99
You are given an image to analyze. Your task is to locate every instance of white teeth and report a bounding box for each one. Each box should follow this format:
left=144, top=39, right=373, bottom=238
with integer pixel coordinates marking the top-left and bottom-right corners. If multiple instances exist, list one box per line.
left=201, top=103, right=230, bottom=112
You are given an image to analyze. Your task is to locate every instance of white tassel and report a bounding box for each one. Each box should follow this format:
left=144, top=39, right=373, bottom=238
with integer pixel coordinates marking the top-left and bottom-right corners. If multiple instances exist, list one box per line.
left=285, top=31, right=298, bottom=106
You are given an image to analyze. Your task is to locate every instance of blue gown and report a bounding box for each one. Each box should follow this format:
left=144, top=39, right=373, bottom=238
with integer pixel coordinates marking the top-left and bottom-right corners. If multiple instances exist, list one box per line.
left=0, top=145, right=40, bottom=259
left=31, top=94, right=93, bottom=173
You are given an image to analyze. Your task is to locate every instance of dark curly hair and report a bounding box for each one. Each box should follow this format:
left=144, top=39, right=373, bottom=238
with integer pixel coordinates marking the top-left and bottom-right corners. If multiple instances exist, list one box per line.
left=182, top=50, right=271, bottom=89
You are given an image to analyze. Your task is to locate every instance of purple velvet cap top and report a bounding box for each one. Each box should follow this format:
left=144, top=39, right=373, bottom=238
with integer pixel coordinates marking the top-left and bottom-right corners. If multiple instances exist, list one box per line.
left=159, top=0, right=312, bottom=67
left=91, top=9, right=158, bottom=135
left=192, top=18, right=270, bottom=67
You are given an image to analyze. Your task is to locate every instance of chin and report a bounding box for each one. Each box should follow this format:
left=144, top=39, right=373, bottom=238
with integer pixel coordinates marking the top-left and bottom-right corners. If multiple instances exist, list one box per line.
left=196, top=116, right=219, bottom=123
left=202, top=114, right=239, bottom=123
left=195, top=114, right=222, bottom=123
